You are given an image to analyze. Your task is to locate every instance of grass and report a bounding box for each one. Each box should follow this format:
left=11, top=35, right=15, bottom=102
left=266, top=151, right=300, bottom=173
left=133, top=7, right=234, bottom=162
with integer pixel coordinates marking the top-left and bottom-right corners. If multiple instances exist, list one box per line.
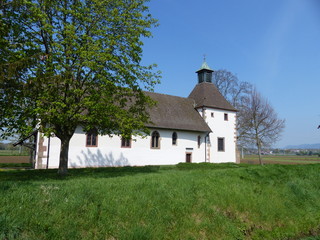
left=1, top=163, right=320, bottom=239
left=0, top=163, right=32, bottom=168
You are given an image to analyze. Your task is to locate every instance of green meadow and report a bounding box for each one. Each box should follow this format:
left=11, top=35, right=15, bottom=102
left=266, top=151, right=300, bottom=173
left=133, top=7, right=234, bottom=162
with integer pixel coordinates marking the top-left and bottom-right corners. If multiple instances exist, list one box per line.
left=1, top=163, right=320, bottom=239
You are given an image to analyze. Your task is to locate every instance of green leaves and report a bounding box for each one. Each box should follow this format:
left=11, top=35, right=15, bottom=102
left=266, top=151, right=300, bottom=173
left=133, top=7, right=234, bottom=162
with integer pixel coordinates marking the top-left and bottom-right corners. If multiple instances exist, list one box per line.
left=0, top=0, right=160, bottom=171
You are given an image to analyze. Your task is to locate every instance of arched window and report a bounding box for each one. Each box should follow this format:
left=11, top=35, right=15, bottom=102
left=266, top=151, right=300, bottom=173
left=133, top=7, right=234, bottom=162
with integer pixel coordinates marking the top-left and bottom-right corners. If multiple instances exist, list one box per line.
left=86, top=129, right=98, bottom=147
left=151, top=131, right=160, bottom=149
left=197, top=135, right=201, bottom=148
left=121, top=136, right=132, bottom=148
left=172, top=132, right=177, bottom=145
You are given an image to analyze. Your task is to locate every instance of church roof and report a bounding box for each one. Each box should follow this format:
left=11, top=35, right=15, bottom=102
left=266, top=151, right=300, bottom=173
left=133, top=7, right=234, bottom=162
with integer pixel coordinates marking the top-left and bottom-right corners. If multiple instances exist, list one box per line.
left=188, top=82, right=237, bottom=112
left=145, top=92, right=212, bottom=133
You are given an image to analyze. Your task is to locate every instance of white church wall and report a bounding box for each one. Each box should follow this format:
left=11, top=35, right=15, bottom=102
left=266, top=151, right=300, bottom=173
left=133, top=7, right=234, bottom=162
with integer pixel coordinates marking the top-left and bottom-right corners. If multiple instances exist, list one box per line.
left=202, top=108, right=237, bottom=163
left=36, top=127, right=208, bottom=169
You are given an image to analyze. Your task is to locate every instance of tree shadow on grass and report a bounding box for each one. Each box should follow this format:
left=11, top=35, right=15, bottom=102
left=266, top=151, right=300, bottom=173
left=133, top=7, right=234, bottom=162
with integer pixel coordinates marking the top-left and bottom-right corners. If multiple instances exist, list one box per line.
left=0, top=165, right=160, bottom=182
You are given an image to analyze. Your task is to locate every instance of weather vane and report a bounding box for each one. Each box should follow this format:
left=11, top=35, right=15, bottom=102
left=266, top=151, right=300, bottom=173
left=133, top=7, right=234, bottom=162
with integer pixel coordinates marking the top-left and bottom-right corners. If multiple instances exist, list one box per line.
left=203, top=54, right=206, bottom=62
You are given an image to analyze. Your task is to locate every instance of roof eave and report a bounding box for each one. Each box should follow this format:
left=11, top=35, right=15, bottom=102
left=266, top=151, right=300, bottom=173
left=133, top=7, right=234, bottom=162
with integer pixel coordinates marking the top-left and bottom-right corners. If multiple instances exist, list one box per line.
left=145, top=124, right=212, bottom=133
left=194, top=105, right=238, bottom=112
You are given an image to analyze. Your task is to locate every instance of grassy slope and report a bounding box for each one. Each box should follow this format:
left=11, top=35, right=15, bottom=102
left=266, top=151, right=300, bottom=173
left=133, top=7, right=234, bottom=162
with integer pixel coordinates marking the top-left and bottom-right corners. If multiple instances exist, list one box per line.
left=1, top=164, right=320, bottom=239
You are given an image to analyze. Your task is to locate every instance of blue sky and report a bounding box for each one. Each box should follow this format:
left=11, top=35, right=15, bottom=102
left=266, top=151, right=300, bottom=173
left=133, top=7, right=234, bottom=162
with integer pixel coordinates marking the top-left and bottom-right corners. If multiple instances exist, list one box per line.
left=141, top=0, right=320, bottom=148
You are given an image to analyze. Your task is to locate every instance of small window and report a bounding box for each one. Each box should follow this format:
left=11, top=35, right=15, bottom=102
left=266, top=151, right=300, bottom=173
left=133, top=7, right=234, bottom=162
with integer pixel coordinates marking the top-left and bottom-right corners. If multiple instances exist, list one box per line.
left=121, top=137, right=131, bottom=148
left=197, top=135, right=201, bottom=148
left=224, top=113, right=228, bottom=121
left=86, top=130, right=98, bottom=147
left=172, top=132, right=177, bottom=145
left=218, top=137, right=225, bottom=152
left=211, top=112, right=214, bottom=118
left=151, top=131, right=160, bottom=149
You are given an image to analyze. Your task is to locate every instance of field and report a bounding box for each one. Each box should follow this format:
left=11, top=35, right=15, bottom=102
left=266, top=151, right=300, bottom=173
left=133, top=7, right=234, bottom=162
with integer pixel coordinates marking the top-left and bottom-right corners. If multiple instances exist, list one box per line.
left=0, top=156, right=30, bottom=165
left=241, top=155, right=320, bottom=165
left=0, top=149, right=31, bottom=165
left=0, top=150, right=30, bottom=156
left=1, top=163, right=320, bottom=239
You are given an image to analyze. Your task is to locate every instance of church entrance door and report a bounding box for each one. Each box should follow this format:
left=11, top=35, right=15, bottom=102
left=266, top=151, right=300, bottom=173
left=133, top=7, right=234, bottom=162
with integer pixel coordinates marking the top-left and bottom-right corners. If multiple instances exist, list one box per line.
left=186, top=153, right=192, bottom=163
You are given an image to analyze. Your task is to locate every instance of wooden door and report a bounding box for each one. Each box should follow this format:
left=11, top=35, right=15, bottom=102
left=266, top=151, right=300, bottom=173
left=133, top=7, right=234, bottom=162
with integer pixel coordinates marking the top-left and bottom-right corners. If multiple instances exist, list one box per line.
left=186, top=153, right=192, bottom=163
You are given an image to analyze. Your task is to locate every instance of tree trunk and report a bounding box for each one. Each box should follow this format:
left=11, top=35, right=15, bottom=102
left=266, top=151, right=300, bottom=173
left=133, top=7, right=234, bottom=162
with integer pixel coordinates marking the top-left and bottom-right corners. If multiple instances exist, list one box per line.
left=58, top=136, right=71, bottom=175
left=257, top=141, right=263, bottom=165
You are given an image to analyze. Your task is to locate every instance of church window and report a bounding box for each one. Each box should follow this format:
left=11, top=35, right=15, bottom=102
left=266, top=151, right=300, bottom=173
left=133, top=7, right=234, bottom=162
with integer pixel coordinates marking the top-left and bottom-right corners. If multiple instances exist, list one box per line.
left=218, top=137, right=225, bottom=152
left=172, top=132, right=177, bottom=145
left=224, top=113, right=228, bottom=121
left=205, top=72, right=212, bottom=82
left=121, top=137, right=131, bottom=148
left=211, top=112, right=214, bottom=118
left=151, top=131, right=160, bottom=149
left=198, top=74, right=204, bottom=83
left=197, top=135, right=201, bottom=148
left=86, top=130, right=98, bottom=147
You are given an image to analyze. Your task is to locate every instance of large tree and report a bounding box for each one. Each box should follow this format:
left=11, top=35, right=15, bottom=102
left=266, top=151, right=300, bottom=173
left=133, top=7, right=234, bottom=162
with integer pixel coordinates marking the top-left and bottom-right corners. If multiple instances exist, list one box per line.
left=239, top=89, right=285, bottom=164
left=0, top=0, right=160, bottom=174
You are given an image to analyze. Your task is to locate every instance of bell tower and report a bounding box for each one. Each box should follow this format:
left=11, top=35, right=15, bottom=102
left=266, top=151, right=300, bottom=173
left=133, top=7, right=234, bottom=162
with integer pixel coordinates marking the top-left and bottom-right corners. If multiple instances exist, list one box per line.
left=196, top=58, right=214, bottom=84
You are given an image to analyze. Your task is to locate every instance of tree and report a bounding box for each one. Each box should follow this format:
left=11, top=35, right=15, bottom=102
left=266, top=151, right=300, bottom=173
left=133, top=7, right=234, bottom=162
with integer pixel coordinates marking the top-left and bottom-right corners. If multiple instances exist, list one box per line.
left=239, top=89, right=285, bottom=164
left=213, top=69, right=252, bottom=108
left=212, top=69, right=252, bottom=146
left=0, top=0, right=160, bottom=174
left=0, top=1, right=39, bottom=138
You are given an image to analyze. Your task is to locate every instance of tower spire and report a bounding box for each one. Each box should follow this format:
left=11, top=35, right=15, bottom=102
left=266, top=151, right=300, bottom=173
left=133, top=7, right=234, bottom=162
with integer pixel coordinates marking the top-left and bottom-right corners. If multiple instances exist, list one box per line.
left=196, top=57, right=214, bottom=84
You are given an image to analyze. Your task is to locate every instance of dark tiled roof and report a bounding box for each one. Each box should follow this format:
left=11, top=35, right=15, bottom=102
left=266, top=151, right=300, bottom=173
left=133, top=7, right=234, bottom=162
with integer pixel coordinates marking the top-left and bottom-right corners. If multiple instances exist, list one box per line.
left=188, top=82, right=237, bottom=111
left=145, top=92, right=211, bottom=133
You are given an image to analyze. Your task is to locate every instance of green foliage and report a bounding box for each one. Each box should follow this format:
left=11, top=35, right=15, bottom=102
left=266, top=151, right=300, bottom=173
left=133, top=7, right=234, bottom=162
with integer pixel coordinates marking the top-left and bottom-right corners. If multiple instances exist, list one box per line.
left=1, top=164, right=320, bottom=239
left=0, top=0, right=160, bottom=172
left=1, top=0, right=160, bottom=136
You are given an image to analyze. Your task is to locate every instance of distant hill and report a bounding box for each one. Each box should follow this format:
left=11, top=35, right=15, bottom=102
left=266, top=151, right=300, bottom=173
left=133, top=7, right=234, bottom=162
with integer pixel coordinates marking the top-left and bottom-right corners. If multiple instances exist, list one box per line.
left=284, top=143, right=320, bottom=149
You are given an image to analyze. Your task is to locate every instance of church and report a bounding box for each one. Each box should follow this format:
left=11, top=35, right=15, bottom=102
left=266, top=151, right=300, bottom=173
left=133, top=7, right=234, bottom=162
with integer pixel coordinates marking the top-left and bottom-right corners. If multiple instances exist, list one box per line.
left=34, top=61, right=238, bottom=169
